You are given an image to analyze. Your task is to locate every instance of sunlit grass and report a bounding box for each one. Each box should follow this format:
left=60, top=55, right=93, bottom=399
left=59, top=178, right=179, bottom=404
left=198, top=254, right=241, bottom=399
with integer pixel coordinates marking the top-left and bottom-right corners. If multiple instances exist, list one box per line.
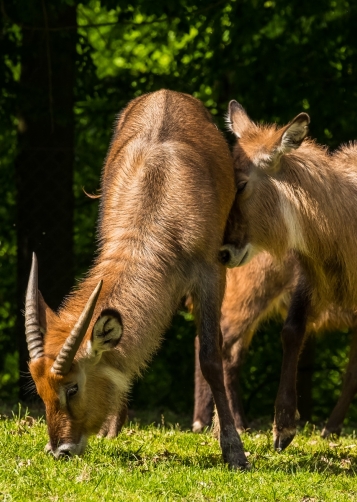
left=0, top=408, right=356, bottom=501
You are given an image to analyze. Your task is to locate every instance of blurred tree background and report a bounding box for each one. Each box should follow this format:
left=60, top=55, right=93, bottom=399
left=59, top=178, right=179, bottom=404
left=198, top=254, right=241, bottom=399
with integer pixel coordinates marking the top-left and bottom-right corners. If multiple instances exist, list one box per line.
left=1, top=0, right=357, bottom=426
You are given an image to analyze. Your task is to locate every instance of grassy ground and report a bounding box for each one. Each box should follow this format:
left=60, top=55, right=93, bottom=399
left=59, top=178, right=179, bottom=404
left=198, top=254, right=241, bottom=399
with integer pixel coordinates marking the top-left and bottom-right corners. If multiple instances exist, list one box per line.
left=0, top=407, right=356, bottom=501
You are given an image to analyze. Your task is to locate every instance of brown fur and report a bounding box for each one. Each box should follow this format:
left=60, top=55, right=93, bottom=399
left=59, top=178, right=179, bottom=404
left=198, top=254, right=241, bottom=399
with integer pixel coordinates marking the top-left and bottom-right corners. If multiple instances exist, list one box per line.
left=28, top=90, right=248, bottom=467
left=193, top=251, right=357, bottom=437
left=219, top=102, right=357, bottom=449
left=225, top=107, right=357, bottom=313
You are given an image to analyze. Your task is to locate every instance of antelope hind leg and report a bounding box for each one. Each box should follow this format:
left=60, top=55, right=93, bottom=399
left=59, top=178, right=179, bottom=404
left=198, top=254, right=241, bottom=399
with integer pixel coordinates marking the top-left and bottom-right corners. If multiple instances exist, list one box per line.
left=273, top=277, right=310, bottom=451
left=223, top=343, right=249, bottom=433
left=192, top=335, right=214, bottom=432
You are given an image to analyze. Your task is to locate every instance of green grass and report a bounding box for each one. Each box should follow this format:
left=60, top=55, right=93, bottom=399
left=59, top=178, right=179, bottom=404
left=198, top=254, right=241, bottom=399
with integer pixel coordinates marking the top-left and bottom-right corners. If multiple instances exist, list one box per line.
left=0, top=409, right=357, bottom=501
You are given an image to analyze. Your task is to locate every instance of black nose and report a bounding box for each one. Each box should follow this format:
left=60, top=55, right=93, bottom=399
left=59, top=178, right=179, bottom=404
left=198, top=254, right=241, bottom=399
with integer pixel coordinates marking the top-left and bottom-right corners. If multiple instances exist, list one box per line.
left=56, top=449, right=72, bottom=459
left=218, top=249, right=231, bottom=265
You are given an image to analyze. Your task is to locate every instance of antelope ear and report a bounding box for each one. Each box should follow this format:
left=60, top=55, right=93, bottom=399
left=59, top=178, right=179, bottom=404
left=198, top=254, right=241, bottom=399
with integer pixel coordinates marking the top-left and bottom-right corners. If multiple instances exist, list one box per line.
left=38, top=291, right=57, bottom=334
left=90, top=309, right=123, bottom=356
left=279, top=113, right=310, bottom=153
left=227, top=100, right=252, bottom=138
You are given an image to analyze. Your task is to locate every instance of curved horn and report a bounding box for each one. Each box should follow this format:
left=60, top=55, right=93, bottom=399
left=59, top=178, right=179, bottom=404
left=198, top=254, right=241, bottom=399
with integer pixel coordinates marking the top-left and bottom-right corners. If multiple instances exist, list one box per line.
left=25, top=253, right=44, bottom=360
left=51, top=280, right=103, bottom=375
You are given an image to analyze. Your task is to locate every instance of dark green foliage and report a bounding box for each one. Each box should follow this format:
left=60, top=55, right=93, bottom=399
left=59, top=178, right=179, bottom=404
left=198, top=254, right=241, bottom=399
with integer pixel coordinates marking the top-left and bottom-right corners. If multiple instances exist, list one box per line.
left=0, top=18, right=20, bottom=399
left=1, top=0, right=357, bottom=425
left=313, top=331, right=355, bottom=424
left=240, top=321, right=356, bottom=426
left=240, top=320, right=283, bottom=422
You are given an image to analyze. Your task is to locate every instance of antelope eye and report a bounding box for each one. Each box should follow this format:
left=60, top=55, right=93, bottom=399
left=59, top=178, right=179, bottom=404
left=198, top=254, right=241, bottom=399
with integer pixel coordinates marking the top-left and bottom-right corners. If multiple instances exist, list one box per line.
left=237, top=181, right=247, bottom=194
left=66, top=384, right=78, bottom=398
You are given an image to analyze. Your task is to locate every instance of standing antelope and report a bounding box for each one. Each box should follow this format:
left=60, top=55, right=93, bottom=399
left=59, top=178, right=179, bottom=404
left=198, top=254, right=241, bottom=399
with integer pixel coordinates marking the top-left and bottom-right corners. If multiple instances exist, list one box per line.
left=25, top=90, right=249, bottom=468
left=193, top=251, right=357, bottom=438
left=218, top=100, right=357, bottom=450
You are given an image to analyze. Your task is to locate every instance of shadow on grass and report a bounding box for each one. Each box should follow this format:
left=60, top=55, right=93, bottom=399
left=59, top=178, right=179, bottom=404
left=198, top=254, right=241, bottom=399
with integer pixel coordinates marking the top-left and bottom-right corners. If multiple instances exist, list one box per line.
left=87, top=441, right=357, bottom=476
left=101, top=444, right=222, bottom=470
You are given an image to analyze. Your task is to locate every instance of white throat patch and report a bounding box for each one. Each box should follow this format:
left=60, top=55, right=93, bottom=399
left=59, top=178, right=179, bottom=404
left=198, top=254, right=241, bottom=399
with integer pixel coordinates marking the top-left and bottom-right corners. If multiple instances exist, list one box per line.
left=278, top=190, right=306, bottom=252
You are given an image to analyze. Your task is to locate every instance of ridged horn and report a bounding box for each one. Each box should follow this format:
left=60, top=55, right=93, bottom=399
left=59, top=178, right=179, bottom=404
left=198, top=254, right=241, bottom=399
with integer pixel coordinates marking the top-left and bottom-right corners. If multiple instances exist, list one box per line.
left=25, top=253, right=44, bottom=360
left=51, top=280, right=103, bottom=375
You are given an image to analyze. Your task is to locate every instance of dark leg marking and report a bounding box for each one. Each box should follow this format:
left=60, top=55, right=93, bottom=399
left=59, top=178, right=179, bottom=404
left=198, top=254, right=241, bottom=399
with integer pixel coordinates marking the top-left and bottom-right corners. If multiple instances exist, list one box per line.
left=273, top=275, right=311, bottom=451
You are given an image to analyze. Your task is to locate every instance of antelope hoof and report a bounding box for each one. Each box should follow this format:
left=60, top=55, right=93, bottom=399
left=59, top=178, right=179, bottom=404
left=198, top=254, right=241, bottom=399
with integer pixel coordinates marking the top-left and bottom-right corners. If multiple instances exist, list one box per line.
left=192, top=420, right=206, bottom=433
left=220, top=425, right=250, bottom=470
left=223, top=449, right=251, bottom=470
left=321, top=426, right=341, bottom=439
left=273, top=427, right=296, bottom=451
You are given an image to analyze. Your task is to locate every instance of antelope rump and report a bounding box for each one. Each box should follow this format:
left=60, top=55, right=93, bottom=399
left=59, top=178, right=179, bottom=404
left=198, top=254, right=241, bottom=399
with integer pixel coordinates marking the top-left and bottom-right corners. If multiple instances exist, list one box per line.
left=25, top=90, right=249, bottom=468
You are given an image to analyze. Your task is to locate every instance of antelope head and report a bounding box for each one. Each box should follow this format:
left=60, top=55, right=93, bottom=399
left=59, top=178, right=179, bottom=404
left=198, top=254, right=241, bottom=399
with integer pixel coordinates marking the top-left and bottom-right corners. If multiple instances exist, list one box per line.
left=219, top=101, right=310, bottom=267
left=25, top=254, right=124, bottom=459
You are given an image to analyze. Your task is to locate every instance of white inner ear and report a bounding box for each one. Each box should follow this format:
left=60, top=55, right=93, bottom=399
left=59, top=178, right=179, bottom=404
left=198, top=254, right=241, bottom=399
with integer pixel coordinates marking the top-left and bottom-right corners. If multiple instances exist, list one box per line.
left=281, top=120, right=308, bottom=152
left=90, top=315, right=123, bottom=356
left=93, top=316, right=122, bottom=338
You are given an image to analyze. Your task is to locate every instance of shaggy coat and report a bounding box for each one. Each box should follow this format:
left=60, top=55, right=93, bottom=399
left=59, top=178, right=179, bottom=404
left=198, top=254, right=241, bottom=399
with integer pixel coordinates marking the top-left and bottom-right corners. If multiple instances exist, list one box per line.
left=221, top=103, right=357, bottom=315
left=219, top=101, right=357, bottom=450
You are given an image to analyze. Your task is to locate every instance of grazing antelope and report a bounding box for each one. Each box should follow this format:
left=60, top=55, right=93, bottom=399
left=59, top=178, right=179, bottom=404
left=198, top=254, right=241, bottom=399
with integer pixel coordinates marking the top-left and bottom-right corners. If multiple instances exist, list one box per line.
left=25, top=90, right=249, bottom=468
left=218, top=100, right=357, bottom=450
left=193, top=251, right=357, bottom=439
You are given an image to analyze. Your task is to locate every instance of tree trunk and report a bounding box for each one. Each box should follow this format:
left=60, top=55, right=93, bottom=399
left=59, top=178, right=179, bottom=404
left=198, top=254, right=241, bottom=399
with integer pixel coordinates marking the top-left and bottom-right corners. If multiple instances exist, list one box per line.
left=15, top=2, right=76, bottom=399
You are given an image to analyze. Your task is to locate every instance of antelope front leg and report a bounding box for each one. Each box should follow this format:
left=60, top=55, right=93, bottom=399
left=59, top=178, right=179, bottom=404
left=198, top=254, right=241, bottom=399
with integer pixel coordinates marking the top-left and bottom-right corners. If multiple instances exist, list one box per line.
left=193, top=336, right=214, bottom=432
left=194, top=268, right=248, bottom=469
left=98, top=404, right=128, bottom=438
left=322, top=326, right=357, bottom=438
left=274, top=278, right=310, bottom=451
